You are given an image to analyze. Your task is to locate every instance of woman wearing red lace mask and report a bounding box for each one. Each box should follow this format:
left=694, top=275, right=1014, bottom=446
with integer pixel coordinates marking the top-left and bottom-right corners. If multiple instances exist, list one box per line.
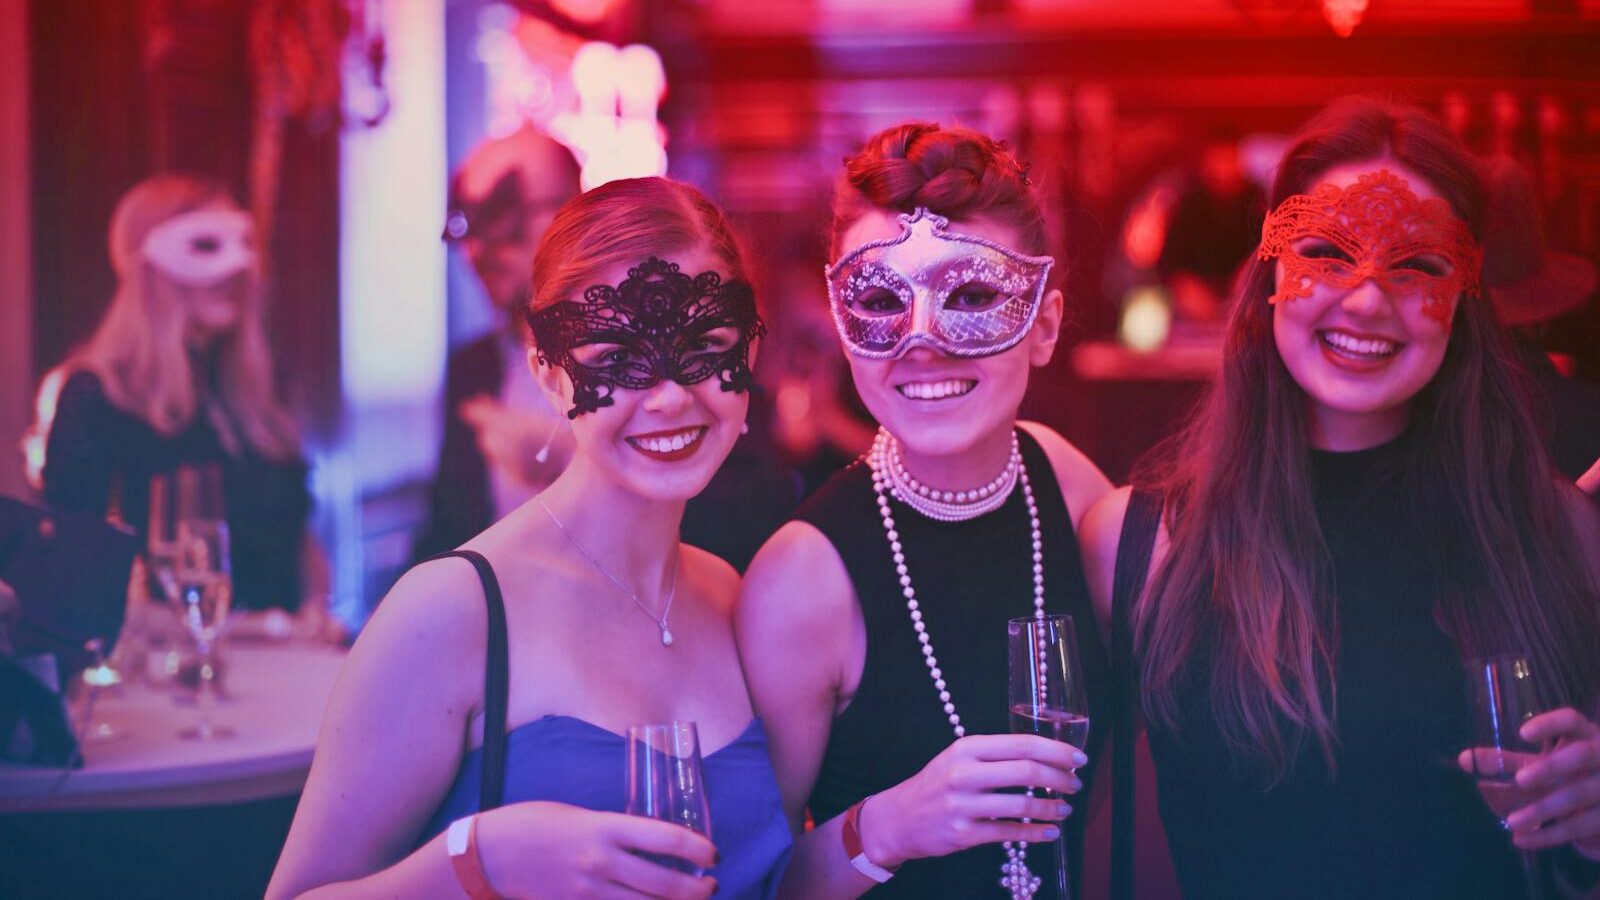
left=1081, top=97, right=1600, bottom=899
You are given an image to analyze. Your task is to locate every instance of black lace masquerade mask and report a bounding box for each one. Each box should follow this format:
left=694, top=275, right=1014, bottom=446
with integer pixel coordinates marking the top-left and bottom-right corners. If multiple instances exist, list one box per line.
left=527, top=257, right=766, bottom=418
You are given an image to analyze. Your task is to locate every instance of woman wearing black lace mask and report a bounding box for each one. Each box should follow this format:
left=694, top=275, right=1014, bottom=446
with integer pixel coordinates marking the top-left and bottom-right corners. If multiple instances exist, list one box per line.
left=270, top=177, right=791, bottom=900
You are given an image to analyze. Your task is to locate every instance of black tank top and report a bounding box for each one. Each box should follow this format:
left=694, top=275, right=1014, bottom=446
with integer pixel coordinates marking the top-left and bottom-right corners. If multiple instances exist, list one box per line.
left=798, top=428, right=1111, bottom=898
left=1147, top=434, right=1533, bottom=899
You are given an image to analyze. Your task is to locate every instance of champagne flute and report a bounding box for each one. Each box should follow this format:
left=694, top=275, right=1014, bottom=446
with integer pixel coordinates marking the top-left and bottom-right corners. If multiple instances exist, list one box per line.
left=174, top=465, right=235, bottom=740
left=1009, top=614, right=1089, bottom=900
left=626, top=721, right=713, bottom=875
left=147, top=472, right=182, bottom=604
left=1465, top=654, right=1545, bottom=899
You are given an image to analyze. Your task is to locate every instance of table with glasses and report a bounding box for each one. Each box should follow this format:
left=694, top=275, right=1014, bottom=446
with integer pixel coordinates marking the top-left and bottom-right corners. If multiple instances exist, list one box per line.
left=0, top=640, right=346, bottom=812
left=0, top=640, right=346, bottom=899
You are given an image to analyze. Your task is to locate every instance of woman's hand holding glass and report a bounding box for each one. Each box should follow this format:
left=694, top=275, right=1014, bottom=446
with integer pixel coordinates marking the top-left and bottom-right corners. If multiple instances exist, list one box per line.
left=852, top=734, right=1084, bottom=870
left=474, top=801, right=717, bottom=900
left=1459, top=708, right=1600, bottom=855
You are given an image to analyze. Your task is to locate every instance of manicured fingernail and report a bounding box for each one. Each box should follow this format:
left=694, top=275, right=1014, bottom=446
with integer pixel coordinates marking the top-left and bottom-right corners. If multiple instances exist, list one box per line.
left=1055, top=803, right=1072, bottom=817
left=1043, top=826, right=1061, bottom=839
left=1072, top=751, right=1088, bottom=766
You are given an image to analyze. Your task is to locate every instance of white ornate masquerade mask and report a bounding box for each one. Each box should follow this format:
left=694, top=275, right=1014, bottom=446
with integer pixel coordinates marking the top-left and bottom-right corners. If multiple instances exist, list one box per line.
left=825, top=207, right=1053, bottom=360
left=141, top=209, right=257, bottom=287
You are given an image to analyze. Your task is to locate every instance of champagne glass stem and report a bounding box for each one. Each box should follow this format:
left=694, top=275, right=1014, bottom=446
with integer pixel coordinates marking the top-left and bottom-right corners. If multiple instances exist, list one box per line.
left=1054, top=821, right=1071, bottom=900
left=194, top=645, right=217, bottom=739
left=1518, top=849, right=1542, bottom=900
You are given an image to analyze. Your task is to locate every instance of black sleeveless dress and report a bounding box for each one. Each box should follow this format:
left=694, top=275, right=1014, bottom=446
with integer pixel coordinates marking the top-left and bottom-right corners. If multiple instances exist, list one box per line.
left=798, top=428, right=1111, bottom=898
left=1145, top=434, right=1597, bottom=899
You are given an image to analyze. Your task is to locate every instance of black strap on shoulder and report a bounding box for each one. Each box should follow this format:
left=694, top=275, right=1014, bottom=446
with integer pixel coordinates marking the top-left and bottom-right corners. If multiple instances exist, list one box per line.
left=427, top=549, right=510, bottom=812
left=1110, top=488, right=1161, bottom=900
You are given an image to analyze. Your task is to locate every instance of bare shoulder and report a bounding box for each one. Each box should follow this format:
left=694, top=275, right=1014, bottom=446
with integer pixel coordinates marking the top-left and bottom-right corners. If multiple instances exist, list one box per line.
left=1079, top=486, right=1135, bottom=626
left=364, top=558, right=488, bottom=654
left=1018, top=420, right=1114, bottom=528
left=739, top=520, right=856, bottom=631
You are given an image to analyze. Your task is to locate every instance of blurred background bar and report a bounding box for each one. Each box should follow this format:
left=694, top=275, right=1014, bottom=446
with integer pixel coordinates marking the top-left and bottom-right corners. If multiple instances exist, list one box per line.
left=2, top=2, right=1598, bottom=897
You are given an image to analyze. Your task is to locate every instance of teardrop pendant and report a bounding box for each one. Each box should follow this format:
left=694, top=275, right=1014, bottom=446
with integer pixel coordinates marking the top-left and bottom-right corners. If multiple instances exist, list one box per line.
left=660, top=627, right=674, bottom=647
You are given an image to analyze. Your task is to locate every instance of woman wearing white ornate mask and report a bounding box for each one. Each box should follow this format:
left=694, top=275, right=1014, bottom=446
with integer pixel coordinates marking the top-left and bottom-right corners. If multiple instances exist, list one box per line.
left=738, top=123, right=1114, bottom=899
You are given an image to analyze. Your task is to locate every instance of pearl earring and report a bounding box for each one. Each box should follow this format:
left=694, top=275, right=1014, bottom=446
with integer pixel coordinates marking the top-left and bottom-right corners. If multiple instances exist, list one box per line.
left=534, top=426, right=557, bottom=464
left=740, top=422, right=750, bottom=436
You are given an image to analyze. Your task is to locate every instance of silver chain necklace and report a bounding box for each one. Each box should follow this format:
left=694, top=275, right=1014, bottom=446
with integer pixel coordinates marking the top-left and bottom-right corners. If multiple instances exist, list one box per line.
left=537, top=498, right=678, bottom=646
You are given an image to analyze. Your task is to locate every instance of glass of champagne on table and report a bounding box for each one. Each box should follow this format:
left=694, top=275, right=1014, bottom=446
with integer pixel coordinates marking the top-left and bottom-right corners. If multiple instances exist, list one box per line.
left=626, top=721, right=714, bottom=875
left=1009, top=614, right=1089, bottom=900
left=1465, top=654, right=1545, bottom=899
left=170, top=464, right=235, bottom=739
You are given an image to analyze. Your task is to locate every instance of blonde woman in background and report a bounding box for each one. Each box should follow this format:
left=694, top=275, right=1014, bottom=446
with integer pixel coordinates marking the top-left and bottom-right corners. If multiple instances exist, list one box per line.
left=26, top=173, right=331, bottom=623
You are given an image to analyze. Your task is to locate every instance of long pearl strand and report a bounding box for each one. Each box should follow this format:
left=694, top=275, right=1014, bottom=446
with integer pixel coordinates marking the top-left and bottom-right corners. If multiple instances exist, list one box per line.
left=867, top=428, right=1048, bottom=899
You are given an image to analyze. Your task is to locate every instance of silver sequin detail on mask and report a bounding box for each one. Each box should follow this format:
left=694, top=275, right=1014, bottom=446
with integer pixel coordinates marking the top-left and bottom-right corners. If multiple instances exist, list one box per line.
left=825, top=207, right=1054, bottom=359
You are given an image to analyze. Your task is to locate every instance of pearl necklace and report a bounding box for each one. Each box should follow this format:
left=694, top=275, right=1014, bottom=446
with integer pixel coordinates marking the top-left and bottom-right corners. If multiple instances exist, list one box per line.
left=885, top=432, right=1020, bottom=522
left=538, top=498, right=678, bottom=646
left=867, top=428, right=1048, bottom=899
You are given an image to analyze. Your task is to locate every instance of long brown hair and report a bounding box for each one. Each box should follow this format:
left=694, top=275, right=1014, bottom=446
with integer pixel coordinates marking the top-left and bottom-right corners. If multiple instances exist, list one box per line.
left=27, top=174, right=298, bottom=485
left=1134, top=97, right=1600, bottom=781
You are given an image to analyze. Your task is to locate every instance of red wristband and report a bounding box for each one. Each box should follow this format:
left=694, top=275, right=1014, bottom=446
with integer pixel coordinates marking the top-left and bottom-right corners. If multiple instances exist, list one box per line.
left=446, top=814, right=503, bottom=900
left=843, top=797, right=898, bottom=883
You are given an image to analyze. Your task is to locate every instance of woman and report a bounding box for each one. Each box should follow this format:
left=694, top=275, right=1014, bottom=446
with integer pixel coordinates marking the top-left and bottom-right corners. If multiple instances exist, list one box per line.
left=738, top=123, right=1112, bottom=898
left=1080, top=97, right=1600, bottom=899
left=268, top=177, right=791, bottom=899
left=27, top=174, right=322, bottom=616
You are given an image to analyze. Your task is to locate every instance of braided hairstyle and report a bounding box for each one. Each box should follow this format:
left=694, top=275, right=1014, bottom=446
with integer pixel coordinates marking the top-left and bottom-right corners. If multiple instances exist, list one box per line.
left=829, top=122, right=1048, bottom=261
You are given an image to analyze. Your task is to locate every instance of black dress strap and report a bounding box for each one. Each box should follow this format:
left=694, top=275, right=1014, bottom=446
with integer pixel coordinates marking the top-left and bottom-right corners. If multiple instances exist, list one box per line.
left=1110, top=488, right=1161, bottom=900
left=427, top=549, right=510, bottom=812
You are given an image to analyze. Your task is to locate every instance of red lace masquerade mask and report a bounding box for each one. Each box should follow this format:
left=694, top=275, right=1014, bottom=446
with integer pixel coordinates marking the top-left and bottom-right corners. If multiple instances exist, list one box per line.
left=1258, top=169, right=1481, bottom=325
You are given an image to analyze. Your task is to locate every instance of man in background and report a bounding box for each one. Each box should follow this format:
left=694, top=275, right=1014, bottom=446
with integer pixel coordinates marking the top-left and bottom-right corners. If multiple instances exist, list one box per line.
left=412, top=127, right=581, bottom=562
left=413, top=128, right=800, bottom=569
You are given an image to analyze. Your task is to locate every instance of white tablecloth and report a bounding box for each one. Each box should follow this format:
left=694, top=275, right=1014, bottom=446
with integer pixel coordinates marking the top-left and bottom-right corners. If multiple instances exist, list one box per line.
left=0, top=642, right=346, bottom=812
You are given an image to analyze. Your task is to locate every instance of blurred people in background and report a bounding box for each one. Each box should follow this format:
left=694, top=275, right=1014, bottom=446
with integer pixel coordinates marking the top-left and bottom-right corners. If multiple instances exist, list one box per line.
left=767, top=286, right=877, bottom=497
left=416, top=126, right=797, bottom=570
left=24, top=174, right=328, bottom=619
left=413, top=126, right=584, bottom=562
left=1157, top=129, right=1265, bottom=325
left=270, top=177, right=790, bottom=900
left=1481, top=155, right=1600, bottom=482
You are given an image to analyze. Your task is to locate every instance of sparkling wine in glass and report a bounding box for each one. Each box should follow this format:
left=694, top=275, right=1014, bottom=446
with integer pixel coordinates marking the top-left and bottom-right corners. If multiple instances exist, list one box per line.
left=1465, top=654, right=1545, bottom=899
left=147, top=472, right=182, bottom=604
left=172, top=465, right=235, bottom=740
left=626, top=721, right=713, bottom=875
left=1009, top=614, right=1090, bottom=900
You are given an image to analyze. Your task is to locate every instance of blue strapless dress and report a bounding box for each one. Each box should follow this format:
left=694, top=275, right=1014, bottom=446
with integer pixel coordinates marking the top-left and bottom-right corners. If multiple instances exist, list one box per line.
left=419, top=715, right=792, bottom=899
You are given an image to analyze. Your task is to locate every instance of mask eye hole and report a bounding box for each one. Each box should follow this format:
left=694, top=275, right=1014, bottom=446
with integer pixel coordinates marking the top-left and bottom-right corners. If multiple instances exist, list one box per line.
left=944, top=282, right=1004, bottom=312
left=570, top=343, right=640, bottom=368
left=1394, top=254, right=1450, bottom=277
left=853, top=287, right=907, bottom=316
left=1292, top=238, right=1354, bottom=263
left=191, top=236, right=222, bottom=254
left=681, top=326, right=738, bottom=356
